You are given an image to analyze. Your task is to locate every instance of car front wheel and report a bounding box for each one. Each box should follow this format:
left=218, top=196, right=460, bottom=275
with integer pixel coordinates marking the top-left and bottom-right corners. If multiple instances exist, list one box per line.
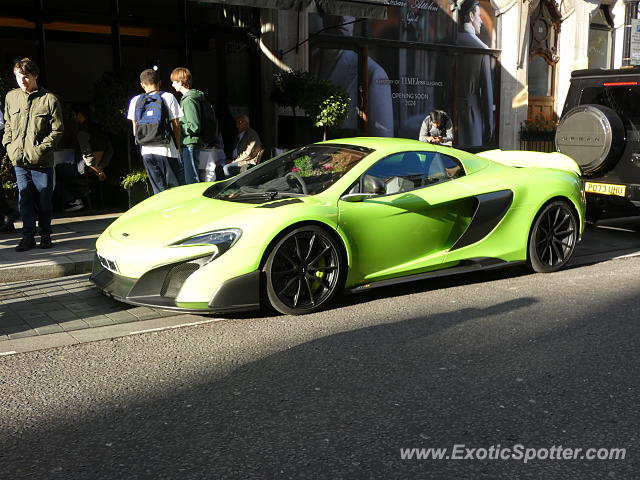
left=263, top=225, right=344, bottom=315
left=528, top=200, right=579, bottom=273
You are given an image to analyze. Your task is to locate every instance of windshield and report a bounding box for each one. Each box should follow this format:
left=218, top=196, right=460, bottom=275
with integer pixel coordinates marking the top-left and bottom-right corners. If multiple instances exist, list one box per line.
left=205, top=144, right=372, bottom=202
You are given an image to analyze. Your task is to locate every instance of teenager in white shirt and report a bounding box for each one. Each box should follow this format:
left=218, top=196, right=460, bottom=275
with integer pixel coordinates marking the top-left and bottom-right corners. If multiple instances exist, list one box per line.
left=127, top=68, right=183, bottom=194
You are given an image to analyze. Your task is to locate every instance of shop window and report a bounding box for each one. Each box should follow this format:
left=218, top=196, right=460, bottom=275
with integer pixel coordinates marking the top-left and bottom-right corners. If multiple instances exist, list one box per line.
left=588, top=6, right=613, bottom=69
left=529, top=54, right=552, bottom=97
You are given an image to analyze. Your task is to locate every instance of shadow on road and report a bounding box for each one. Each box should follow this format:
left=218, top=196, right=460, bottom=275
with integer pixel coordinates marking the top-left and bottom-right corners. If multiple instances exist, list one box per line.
left=2, top=289, right=639, bottom=478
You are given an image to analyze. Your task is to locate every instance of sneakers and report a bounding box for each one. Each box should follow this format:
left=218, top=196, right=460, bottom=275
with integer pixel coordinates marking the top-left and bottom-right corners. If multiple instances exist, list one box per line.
left=39, top=234, right=53, bottom=249
left=64, top=199, right=85, bottom=212
left=15, top=236, right=36, bottom=252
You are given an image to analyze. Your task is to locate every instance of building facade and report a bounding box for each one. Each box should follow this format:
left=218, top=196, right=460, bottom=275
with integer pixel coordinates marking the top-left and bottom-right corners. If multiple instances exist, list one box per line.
left=0, top=0, right=632, bottom=155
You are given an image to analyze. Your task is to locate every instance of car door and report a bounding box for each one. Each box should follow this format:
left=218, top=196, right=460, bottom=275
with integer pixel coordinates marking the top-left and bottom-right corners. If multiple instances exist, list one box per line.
left=338, top=150, right=476, bottom=284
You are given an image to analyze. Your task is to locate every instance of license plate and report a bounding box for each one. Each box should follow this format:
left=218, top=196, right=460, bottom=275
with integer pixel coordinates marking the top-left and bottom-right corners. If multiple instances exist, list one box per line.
left=584, top=182, right=627, bottom=197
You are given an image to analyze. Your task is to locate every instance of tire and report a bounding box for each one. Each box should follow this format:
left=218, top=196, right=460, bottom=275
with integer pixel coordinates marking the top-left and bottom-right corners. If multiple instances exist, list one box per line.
left=555, top=104, right=626, bottom=176
left=527, top=200, right=579, bottom=273
left=263, top=225, right=345, bottom=315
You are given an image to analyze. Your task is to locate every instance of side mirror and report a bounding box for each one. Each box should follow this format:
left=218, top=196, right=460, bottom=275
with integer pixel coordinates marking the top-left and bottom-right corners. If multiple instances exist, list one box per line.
left=340, top=193, right=379, bottom=203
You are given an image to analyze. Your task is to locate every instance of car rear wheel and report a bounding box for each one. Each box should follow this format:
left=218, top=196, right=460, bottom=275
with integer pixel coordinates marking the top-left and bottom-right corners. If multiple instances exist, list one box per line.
left=528, top=201, right=578, bottom=273
left=263, top=226, right=344, bottom=315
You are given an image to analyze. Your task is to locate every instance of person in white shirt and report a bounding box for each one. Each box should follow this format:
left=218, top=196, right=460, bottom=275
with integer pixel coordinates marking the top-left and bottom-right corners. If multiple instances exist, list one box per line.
left=127, top=68, right=183, bottom=194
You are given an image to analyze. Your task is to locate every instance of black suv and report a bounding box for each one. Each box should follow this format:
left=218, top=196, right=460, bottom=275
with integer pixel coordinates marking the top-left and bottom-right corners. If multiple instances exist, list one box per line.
left=556, top=67, right=640, bottom=220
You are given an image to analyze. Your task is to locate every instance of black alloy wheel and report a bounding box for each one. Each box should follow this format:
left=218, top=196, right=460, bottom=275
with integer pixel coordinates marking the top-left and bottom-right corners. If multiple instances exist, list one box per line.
left=263, top=225, right=344, bottom=315
left=528, top=200, right=579, bottom=273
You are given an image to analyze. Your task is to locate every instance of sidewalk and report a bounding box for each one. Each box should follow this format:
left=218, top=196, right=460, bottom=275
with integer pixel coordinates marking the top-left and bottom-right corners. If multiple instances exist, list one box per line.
left=0, top=212, right=121, bottom=283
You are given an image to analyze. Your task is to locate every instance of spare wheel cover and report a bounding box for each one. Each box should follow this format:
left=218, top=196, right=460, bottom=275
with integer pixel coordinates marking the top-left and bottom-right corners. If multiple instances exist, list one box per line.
left=555, top=104, right=626, bottom=175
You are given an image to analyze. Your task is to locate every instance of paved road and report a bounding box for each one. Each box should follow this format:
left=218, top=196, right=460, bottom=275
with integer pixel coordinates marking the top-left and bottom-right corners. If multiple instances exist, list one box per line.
left=1, top=256, right=639, bottom=479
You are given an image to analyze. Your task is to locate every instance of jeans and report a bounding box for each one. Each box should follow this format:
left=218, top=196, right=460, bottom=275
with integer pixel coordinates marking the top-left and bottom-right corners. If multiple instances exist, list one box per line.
left=222, top=162, right=248, bottom=178
left=180, top=146, right=200, bottom=184
left=14, top=166, right=54, bottom=237
left=142, top=154, right=181, bottom=194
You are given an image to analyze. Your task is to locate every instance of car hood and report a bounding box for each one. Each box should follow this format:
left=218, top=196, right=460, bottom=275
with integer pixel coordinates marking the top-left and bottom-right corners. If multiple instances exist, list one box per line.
left=108, top=197, right=259, bottom=246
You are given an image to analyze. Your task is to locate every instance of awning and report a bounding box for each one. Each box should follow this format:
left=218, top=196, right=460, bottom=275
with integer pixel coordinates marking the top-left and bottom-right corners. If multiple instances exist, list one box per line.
left=192, top=0, right=389, bottom=19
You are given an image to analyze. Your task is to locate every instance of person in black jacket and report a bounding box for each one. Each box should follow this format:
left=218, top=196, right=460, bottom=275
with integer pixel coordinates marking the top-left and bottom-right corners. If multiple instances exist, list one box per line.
left=55, top=103, right=112, bottom=212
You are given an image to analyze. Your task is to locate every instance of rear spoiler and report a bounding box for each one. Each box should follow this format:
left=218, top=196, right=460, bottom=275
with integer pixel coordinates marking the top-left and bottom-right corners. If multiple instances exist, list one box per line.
left=477, top=149, right=581, bottom=176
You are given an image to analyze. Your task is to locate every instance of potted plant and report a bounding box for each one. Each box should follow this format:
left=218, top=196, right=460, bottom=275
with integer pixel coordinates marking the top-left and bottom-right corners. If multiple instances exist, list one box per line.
left=120, top=169, right=150, bottom=207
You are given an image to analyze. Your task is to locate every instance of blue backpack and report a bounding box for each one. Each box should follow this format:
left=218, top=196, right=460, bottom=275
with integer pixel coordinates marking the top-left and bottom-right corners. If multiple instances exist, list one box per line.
left=134, top=93, right=171, bottom=146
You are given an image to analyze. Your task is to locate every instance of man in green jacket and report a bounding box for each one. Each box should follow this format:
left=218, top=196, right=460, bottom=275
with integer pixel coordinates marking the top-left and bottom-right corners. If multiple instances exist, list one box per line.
left=2, top=58, right=64, bottom=251
left=170, top=67, right=206, bottom=184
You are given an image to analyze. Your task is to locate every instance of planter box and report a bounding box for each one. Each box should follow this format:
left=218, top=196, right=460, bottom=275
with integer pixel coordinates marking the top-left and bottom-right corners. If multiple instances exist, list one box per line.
left=127, top=182, right=150, bottom=208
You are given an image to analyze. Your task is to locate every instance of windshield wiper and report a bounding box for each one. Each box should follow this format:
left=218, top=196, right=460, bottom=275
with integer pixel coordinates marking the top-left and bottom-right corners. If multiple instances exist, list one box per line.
left=222, top=190, right=307, bottom=201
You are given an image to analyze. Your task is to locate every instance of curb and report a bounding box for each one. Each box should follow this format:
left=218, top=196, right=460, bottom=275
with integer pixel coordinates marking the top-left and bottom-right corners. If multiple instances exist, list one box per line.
left=0, top=259, right=94, bottom=283
left=0, top=314, right=223, bottom=356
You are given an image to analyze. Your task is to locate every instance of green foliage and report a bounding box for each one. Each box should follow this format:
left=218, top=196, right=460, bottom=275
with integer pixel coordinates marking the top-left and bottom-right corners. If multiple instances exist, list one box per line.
left=292, top=155, right=314, bottom=177
left=0, top=153, right=15, bottom=190
left=92, top=70, right=139, bottom=137
left=120, top=169, right=149, bottom=193
left=305, top=93, right=349, bottom=138
left=301, top=80, right=349, bottom=141
left=271, top=70, right=314, bottom=117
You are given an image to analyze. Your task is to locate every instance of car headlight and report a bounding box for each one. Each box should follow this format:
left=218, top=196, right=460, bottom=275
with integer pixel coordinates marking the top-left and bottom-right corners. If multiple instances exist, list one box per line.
left=172, top=228, right=242, bottom=257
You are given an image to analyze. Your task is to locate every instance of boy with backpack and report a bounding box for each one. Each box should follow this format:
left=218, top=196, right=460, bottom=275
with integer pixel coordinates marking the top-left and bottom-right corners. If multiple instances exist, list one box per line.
left=170, top=67, right=217, bottom=184
left=127, top=68, right=183, bottom=194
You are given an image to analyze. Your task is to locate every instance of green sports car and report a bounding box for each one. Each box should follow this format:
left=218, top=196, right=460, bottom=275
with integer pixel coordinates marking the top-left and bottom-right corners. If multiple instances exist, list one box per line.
left=91, top=138, right=585, bottom=315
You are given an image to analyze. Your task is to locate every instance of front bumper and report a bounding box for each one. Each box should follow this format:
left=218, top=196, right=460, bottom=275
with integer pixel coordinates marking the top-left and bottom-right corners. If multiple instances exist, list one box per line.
left=90, top=254, right=261, bottom=313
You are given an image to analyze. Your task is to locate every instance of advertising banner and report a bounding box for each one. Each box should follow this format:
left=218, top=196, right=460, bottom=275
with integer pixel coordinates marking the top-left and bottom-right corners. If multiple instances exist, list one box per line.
left=631, top=19, right=640, bottom=66
left=309, top=0, right=498, bottom=149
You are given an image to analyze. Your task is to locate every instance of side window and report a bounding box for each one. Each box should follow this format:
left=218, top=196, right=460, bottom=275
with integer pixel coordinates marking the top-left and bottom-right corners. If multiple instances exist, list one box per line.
left=428, top=153, right=465, bottom=182
left=360, top=151, right=465, bottom=196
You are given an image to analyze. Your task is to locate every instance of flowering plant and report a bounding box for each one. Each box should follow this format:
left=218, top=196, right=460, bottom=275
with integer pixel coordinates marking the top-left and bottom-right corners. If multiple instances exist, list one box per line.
left=292, top=156, right=336, bottom=178
left=521, top=116, right=557, bottom=132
